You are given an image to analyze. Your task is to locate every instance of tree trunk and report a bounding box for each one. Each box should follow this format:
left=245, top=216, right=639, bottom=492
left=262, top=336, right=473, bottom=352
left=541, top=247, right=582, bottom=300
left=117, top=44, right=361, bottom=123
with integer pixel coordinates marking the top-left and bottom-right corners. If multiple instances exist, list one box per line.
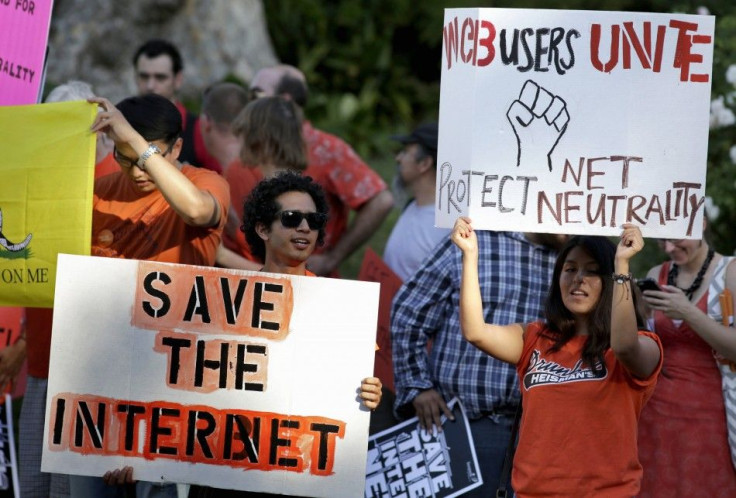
left=46, top=0, right=278, bottom=102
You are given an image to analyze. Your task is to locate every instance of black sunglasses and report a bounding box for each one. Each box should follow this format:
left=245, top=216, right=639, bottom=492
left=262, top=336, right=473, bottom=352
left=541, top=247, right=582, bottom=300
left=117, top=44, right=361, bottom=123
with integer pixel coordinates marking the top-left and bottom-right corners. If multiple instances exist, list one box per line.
left=276, top=210, right=327, bottom=230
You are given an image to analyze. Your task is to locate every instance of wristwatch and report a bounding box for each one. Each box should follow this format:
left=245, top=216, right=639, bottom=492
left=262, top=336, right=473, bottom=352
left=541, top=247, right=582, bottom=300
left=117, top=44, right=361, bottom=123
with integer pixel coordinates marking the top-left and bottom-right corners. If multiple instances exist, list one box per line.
left=137, top=144, right=162, bottom=171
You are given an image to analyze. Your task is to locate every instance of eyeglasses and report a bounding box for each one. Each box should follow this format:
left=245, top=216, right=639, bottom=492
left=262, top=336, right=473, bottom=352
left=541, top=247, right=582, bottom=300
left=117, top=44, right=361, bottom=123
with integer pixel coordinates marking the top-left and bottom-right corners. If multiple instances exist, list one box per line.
left=276, top=210, right=327, bottom=230
left=113, top=142, right=174, bottom=169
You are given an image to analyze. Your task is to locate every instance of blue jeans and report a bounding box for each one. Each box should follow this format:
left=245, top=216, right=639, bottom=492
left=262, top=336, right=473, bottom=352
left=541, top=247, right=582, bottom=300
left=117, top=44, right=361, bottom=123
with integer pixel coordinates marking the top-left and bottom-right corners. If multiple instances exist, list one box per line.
left=69, top=476, right=177, bottom=498
left=463, top=414, right=516, bottom=498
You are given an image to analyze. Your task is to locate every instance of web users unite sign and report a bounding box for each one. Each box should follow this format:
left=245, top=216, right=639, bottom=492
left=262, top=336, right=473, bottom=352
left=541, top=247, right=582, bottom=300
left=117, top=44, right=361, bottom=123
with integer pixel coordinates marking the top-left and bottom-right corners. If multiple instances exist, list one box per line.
left=436, top=8, right=714, bottom=239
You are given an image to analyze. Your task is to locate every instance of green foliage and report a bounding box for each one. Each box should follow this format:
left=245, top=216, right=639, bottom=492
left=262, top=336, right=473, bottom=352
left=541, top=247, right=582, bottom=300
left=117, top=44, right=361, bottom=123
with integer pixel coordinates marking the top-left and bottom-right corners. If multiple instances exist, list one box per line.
left=703, top=5, right=736, bottom=256
left=264, top=0, right=442, bottom=157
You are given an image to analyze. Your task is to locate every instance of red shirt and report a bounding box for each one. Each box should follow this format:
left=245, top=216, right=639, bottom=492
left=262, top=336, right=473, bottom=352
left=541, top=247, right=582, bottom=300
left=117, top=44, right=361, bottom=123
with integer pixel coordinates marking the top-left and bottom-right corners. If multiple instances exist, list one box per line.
left=95, top=152, right=119, bottom=179
left=513, top=322, right=662, bottom=497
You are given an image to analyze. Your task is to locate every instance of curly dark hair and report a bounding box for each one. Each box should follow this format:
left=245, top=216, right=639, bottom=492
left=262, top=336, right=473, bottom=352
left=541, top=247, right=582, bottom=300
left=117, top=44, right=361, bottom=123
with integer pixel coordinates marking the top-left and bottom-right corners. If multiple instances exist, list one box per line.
left=543, top=235, right=647, bottom=374
left=241, top=171, right=329, bottom=262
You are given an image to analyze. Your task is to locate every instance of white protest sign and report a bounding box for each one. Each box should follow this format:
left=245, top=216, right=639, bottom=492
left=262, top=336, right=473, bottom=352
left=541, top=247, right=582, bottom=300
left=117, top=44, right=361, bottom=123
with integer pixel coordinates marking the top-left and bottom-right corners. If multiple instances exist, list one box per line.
left=42, top=255, right=378, bottom=497
left=437, top=8, right=714, bottom=238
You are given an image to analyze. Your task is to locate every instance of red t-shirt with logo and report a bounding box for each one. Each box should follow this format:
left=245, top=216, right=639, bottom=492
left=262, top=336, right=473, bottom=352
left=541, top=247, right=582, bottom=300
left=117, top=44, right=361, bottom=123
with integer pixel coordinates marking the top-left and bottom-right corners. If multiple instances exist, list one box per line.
left=513, top=322, right=662, bottom=497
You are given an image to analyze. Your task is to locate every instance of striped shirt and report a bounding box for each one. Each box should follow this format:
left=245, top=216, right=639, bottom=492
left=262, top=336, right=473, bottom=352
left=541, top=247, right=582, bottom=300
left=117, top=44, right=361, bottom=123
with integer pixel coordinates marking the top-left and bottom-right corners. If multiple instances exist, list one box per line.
left=390, top=231, right=558, bottom=419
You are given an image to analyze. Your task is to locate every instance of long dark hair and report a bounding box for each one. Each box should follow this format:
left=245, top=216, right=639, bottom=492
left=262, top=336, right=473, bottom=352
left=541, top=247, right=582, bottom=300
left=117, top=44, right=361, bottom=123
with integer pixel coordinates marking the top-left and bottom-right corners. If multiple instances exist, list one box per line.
left=543, top=236, right=647, bottom=372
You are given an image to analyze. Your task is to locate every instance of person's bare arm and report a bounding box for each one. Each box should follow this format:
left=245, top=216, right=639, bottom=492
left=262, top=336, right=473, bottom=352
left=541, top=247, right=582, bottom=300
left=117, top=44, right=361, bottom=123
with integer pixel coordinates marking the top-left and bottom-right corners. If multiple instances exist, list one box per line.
left=610, top=224, right=661, bottom=378
left=644, top=259, right=736, bottom=361
left=452, top=217, right=525, bottom=364
left=215, top=244, right=263, bottom=271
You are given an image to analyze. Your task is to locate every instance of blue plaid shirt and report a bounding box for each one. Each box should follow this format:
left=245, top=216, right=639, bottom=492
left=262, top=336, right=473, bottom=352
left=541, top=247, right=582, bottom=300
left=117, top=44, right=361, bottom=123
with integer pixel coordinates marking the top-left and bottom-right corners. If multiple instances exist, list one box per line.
left=391, top=231, right=558, bottom=420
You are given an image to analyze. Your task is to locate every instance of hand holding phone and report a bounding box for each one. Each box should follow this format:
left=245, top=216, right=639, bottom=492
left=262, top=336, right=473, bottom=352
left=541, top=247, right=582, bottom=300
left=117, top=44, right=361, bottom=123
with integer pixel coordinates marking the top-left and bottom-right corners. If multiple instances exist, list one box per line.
left=636, top=278, right=661, bottom=293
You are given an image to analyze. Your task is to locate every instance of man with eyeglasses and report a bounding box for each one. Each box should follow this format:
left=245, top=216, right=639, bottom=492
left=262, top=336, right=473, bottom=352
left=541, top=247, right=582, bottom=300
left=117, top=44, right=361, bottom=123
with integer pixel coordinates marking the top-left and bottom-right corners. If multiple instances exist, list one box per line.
left=73, top=93, right=230, bottom=497
left=89, top=93, right=229, bottom=267
left=133, top=39, right=221, bottom=173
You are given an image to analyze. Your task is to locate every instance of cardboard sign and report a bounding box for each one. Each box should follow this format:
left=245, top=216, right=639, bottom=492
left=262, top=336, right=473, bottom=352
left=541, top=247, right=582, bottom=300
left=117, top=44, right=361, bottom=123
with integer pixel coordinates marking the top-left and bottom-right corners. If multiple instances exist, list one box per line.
left=437, top=9, right=714, bottom=238
left=0, top=101, right=96, bottom=307
left=0, top=0, right=54, bottom=105
left=42, top=255, right=379, bottom=497
left=358, top=249, right=403, bottom=392
left=365, top=399, right=482, bottom=497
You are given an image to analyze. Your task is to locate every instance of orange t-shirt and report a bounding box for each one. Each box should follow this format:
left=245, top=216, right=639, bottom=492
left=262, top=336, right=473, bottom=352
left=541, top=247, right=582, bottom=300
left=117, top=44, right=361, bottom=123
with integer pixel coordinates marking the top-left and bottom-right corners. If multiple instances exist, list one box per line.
left=92, top=165, right=230, bottom=267
left=513, top=322, right=662, bottom=498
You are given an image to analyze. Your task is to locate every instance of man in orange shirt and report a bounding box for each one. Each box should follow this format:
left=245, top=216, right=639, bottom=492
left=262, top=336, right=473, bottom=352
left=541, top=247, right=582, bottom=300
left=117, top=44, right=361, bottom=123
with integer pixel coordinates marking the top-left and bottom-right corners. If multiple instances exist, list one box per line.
left=186, top=171, right=382, bottom=497
left=71, top=93, right=230, bottom=497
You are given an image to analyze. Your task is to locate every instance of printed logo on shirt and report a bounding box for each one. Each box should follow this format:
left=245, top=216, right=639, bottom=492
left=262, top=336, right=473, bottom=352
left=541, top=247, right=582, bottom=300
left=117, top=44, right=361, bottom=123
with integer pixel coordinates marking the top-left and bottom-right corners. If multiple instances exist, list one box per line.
left=523, top=349, right=607, bottom=389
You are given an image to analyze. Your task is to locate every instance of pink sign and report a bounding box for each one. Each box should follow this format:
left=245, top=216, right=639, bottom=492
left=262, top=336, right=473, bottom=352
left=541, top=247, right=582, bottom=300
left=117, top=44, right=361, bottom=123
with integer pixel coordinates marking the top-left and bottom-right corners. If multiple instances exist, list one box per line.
left=0, top=0, right=54, bottom=105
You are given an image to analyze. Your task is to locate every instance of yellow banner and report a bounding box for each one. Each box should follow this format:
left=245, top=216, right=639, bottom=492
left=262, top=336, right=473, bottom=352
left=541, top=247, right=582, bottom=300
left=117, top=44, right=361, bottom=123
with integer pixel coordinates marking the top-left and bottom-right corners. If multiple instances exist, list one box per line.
left=0, top=101, right=96, bottom=307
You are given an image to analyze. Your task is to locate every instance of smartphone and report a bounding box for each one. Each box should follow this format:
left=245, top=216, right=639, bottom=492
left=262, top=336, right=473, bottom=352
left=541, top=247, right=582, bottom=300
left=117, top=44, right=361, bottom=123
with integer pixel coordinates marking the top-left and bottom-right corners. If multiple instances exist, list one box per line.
left=636, top=278, right=661, bottom=292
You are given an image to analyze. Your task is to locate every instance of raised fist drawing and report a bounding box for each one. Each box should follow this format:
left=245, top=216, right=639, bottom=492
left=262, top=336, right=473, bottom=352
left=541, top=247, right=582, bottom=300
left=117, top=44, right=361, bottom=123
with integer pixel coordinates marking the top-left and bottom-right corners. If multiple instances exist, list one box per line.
left=506, top=80, right=570, bottom=172
left=0, top=209, right=32, bottom=252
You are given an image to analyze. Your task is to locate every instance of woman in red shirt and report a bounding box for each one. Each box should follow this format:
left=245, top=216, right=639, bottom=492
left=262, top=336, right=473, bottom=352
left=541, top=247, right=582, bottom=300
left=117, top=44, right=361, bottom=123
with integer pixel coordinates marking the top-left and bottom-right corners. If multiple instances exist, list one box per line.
left=452, top=219, right=662, bottom=497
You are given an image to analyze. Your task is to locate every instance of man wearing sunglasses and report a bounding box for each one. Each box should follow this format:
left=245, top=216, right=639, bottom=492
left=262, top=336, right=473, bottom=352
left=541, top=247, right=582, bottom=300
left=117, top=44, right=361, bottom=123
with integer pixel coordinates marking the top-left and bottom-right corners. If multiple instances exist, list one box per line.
left=180, top=171, right=382, bottom=497
left=241, top=171, right=329, bottom=276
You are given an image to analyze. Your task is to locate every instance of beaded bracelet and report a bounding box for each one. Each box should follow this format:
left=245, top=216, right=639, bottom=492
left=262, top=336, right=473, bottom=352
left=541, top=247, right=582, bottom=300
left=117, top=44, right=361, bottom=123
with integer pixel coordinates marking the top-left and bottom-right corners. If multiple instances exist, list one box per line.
left=611, top=273, right=632, bottom=284
left=612, top=273, right=632, bottom=299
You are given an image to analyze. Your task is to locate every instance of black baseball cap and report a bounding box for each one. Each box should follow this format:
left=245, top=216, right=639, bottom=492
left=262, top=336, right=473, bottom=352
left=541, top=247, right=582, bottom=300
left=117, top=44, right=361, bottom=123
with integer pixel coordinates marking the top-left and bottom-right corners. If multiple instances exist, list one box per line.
left=391, top=123, right=438, bottom=153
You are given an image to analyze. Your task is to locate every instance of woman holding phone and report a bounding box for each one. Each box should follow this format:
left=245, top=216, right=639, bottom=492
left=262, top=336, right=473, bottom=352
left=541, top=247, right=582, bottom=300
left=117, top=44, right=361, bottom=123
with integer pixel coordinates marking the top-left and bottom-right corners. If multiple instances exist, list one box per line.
left=637, top=226, right=736, bottom=495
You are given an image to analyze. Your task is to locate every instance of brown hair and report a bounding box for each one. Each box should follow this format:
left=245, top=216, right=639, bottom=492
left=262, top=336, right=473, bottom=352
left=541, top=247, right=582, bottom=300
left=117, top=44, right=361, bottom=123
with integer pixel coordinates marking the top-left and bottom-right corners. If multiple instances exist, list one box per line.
left=232, top=97, right=307, bottom=171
